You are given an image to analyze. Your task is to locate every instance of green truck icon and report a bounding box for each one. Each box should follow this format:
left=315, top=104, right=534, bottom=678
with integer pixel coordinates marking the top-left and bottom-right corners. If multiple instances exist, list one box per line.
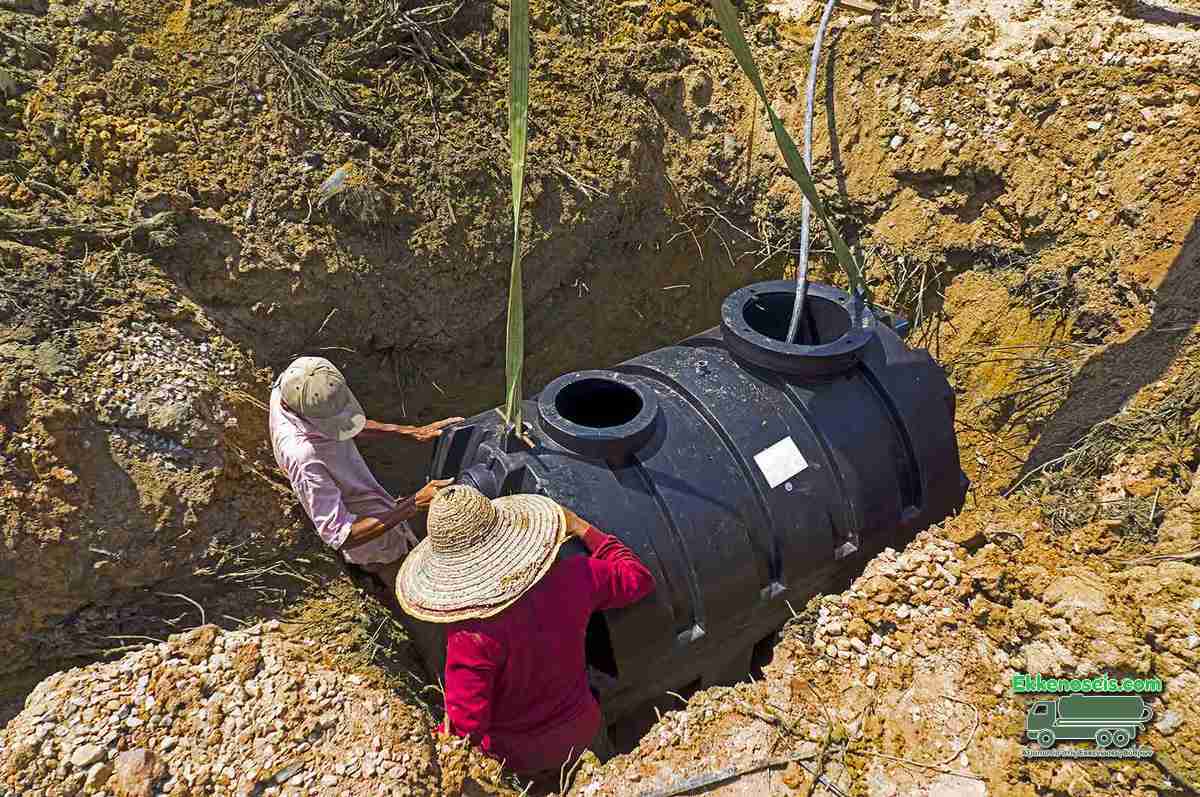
left=1026, top=694, right=1153, bottom=748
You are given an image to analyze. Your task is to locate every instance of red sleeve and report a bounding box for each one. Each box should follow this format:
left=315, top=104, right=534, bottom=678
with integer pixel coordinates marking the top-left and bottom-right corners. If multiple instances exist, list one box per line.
left=441, top=628, right=505, bottom=756
left=581, top=526, right=656, bottom=612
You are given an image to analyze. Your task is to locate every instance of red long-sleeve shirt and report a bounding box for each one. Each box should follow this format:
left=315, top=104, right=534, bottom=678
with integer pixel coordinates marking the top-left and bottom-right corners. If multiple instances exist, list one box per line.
left=439, top=526, right=655, bottom=774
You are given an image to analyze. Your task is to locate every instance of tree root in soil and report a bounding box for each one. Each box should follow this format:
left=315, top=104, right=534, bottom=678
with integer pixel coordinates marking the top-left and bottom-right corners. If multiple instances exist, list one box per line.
left=0, top=209, right=178, bottom=247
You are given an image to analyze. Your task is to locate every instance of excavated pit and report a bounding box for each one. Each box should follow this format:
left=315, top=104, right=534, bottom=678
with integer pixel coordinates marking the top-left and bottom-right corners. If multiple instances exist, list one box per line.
left=3, top=0, right=1200, bottom=793
left=414, top=279, right=967, bottom=761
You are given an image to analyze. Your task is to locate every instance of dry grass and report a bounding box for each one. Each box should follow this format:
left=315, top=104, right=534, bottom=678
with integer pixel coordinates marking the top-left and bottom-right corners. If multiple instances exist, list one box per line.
left=865, top=244, right=955, bottom=351
left=1015, top=368, right=1200, bottom=546
left=342, top=0, right=478, bottom=82
left=1017, top=374, right=1199, bottom=488
left=953, top=342, right=1096, bottom=435
left=236, top=34, right=372, bottom=131
left=280, top=574, right=435, bottom=714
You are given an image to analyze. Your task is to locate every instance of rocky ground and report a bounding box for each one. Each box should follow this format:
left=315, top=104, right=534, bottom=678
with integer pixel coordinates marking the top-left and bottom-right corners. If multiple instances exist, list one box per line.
left=2, top=0, right=1199, bottom=793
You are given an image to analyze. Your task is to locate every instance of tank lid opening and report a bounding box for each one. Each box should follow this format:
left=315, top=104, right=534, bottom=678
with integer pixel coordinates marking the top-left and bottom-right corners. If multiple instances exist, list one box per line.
left=721, top=281, right=877, bottom=378
left=538, top=370, right=660, bottom=460
left=555, top=378, right=643, bottom=428
left=742, top=291, right=851, bottom=345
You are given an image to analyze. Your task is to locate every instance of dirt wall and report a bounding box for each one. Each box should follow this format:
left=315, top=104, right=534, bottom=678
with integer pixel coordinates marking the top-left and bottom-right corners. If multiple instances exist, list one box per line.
left=2, top=0, right=1199, bottom=792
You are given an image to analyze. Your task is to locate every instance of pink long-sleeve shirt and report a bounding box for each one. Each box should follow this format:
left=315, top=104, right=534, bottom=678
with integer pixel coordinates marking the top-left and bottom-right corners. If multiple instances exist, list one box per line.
left=269, top=386, right=411, bottom=565
left=440, top=526, right=655, bottom=774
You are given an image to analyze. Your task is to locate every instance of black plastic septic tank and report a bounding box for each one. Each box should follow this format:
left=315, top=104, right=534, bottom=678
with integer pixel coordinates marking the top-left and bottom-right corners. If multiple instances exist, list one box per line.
left=416, top=281, right=967, bottom=722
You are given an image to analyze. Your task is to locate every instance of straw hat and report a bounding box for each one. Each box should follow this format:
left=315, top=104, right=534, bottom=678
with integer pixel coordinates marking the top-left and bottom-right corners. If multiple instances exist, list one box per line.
left=396, top=484, right=568, bottom=623
left=277, top=356, right=366, bottom=441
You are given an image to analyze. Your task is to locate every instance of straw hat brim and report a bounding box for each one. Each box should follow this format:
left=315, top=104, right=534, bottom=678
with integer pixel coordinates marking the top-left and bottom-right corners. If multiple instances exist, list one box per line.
left=395, top=494, right=567, bottom=623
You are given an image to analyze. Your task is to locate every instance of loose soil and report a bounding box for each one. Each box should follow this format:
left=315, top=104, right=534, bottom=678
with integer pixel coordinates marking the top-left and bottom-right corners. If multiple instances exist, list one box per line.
left=1, top=0, right=1198, bottom=793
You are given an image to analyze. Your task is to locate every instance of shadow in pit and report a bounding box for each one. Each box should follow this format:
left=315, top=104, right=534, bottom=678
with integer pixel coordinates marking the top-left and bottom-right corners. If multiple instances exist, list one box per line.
left=824, top=33, right=850, bottom=205
left=1124, top=0, right=1200, bottom=26
left=1017, top=214, right=1200, bottom=480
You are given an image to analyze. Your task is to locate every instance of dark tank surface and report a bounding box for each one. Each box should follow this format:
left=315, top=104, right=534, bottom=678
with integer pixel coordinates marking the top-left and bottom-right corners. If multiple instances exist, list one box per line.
left=411, top=281, right=968, bottom=724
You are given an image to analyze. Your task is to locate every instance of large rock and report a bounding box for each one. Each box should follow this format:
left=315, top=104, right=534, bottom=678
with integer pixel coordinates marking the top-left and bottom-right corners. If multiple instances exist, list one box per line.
left=1043, top=573, right=1109, bottom=615
left=85, top=761, right=113, bottom=792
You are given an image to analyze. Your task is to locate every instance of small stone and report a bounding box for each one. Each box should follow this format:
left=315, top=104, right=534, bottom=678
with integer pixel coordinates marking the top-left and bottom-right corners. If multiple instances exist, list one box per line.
left=1033, top=27, right=1064, bottom=49
left=1157, top=710, right=1183, bottom=734
left=63, top=771, right=88, bottom=795
left=1121, top=130, right=1135, bottom=143
left=274, top=762, right=302, bottom=785
left=1087, top=121, right=1102, bottom=132
left=86, top=761, right=114, bottom=792
left=889, top=135, right=905, bottom=150
left=866, top=672, right=878, bottom=688
left=71, top=744, right=106, bottom=768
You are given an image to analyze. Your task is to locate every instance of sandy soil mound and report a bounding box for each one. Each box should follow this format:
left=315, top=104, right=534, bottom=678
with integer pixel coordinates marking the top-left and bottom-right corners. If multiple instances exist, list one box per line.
left=2, top=0, right=1199, bottom=792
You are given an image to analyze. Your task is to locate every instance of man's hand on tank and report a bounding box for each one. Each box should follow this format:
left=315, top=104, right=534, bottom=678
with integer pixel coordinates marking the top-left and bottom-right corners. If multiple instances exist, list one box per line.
left=562, top=508, right=592, bottom=539
left=414, top=478, right=454, bottom=509
left=408, top=417, right=465, bottom=443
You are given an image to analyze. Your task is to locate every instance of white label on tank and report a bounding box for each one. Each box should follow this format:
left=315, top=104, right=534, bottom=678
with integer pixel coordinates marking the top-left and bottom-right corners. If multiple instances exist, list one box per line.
left=754, top=437, right=808, bottom=489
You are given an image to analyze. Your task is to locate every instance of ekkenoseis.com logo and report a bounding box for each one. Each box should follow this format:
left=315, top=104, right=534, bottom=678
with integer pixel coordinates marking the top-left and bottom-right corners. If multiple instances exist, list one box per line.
left=1014, top=673, right=1160, bottom=759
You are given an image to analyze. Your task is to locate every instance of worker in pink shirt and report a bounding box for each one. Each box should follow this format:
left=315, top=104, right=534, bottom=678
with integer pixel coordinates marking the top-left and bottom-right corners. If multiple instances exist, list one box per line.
left=396, top=484, right=656, bottom=782
left=269, top=356, right=462, bottom=591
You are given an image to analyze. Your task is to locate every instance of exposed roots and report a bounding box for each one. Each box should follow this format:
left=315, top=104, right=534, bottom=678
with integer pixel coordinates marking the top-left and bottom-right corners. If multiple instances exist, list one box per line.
left=342, top=0, right=478, bottom=82
left=235, top=34, right=382, bottom=138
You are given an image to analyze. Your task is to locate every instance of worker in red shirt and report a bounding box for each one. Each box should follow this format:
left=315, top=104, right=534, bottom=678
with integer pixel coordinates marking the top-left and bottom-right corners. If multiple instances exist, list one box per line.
left=395, top=484, right=655, bottom=781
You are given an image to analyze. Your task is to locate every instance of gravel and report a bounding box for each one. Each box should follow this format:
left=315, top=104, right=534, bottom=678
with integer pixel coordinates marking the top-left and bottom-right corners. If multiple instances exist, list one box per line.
left=0, top=625, right=440, bottom=797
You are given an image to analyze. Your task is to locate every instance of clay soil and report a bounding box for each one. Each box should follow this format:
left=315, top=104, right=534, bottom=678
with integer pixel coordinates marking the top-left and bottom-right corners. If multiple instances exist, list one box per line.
left=2, top=0, right=1199, bottom=793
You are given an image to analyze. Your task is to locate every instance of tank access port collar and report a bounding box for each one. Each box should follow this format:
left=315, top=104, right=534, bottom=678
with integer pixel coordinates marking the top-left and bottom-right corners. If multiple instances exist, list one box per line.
left=537, top=370, right=660, bottom=460
left=721, top=281, right=877, bottom=378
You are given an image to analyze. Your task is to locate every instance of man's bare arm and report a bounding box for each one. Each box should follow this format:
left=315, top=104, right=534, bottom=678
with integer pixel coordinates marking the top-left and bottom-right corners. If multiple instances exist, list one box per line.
left=342, top=498, right=418, bottom=550
left=356, top=417, right=465, bottom=442
left=339, top=478, right=452, bottom=551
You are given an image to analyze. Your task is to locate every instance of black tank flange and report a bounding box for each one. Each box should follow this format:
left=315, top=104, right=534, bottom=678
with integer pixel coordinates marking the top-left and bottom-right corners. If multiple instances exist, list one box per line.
left=537, top=370, right=660, bottom=460
left=721, top=281, right=877, bottom=378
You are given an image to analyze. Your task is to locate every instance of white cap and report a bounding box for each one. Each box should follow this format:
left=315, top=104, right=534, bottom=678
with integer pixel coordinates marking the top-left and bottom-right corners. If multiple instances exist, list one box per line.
left=278, top=356, right=366, bottom=440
